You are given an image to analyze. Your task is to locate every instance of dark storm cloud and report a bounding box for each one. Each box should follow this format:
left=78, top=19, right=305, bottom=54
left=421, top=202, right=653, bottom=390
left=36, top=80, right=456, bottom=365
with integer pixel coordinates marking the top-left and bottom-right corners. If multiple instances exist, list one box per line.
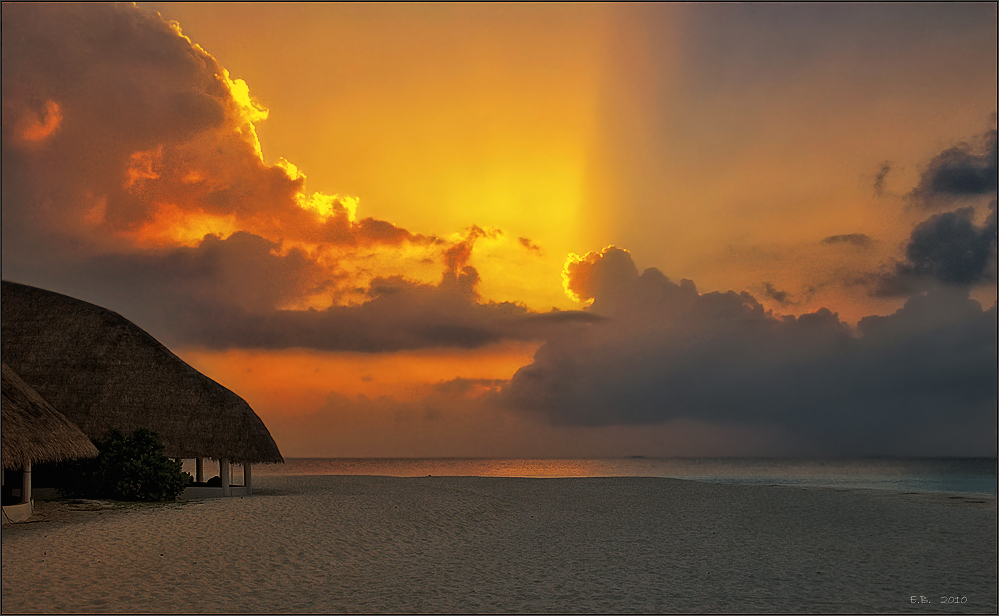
left=181, top=277, right=594, bottom=353
left=871, top=123, right=998, bottom=295
left=821, top=233, right=873, bottom=248
left=912, top=127, right=998, bottom=202
left=875, top=201, right=998, bottom=295
left=502, top=248, right=996, bottom=454
left=11, top=231, right=596, bottom=353
left=904, top=204, right=997, bottom=284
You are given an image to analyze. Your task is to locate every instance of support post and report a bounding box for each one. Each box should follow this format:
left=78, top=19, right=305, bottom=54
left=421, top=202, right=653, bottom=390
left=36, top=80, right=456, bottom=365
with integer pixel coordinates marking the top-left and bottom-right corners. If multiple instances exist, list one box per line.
left=21, top=463, right=31, bottom=504
left=220, top=459, right=230, bottom=497
left=244, top=463, right=252, bottom=495
left=196, top=458, right=204, bottom=483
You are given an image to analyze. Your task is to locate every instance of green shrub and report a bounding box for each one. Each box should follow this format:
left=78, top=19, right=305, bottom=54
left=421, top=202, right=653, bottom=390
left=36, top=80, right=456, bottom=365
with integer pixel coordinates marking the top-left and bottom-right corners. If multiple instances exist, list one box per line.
left=58, top=428, right=192, bottom=502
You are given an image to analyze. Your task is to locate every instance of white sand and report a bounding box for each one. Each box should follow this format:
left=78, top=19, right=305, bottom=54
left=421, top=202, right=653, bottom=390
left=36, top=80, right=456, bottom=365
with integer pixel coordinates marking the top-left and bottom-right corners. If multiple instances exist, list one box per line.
left=2, top=476, right=995, bottom=614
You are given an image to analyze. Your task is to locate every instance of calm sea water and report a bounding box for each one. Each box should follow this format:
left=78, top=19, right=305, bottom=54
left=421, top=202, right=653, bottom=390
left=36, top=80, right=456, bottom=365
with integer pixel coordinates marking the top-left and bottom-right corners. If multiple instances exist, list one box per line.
left=220, top=457, right=999, bottom=495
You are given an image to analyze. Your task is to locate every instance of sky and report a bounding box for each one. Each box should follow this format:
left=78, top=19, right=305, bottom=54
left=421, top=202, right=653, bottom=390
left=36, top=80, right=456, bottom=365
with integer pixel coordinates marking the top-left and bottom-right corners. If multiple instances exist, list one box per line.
left=2, top=2, right=996, bottom=457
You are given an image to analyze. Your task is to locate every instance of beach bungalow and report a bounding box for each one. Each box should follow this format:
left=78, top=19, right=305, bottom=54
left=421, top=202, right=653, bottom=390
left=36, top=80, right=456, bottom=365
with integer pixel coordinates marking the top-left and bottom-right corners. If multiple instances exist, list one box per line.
left=1, top=281, right=283, bottom=499
left=2, top=363, right=99, bottom=523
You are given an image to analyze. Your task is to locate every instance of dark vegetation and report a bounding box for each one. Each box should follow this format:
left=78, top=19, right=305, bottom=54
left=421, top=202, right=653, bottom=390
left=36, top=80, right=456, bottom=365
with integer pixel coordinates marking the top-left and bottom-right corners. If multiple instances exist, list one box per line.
left=56, top=428, right=191, bottom=501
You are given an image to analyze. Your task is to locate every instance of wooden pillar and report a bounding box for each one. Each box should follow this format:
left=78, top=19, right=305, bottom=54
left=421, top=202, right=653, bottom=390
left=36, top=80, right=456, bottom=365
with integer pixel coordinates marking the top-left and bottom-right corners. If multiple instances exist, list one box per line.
left=244, top=463, right=252, bottom=495
left=196, top=458, right=204, bottom=483
left=20, top=463, right=31, bottom=504
left=220, top=459, right=230, bottom=497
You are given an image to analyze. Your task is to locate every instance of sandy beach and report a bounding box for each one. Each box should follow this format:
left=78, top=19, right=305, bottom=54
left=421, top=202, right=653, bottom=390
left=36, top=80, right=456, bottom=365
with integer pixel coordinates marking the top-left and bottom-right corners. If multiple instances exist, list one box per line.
left=2, top=476, right=995, bottom=614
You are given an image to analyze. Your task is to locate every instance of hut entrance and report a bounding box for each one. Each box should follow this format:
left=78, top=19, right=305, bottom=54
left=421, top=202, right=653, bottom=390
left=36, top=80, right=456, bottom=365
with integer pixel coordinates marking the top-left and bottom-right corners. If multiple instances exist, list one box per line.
left=180, top=458, right=254, bottom=499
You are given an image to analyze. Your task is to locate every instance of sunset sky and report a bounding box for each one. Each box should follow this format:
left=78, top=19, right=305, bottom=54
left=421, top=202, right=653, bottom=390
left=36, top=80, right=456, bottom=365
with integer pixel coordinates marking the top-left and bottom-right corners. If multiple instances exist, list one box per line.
left=2, top=3, right=996, bottom=457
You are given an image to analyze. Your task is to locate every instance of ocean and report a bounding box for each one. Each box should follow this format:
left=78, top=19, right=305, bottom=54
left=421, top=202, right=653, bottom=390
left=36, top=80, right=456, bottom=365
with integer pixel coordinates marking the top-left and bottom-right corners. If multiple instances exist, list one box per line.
left=187, top=457, right=998, bottom=495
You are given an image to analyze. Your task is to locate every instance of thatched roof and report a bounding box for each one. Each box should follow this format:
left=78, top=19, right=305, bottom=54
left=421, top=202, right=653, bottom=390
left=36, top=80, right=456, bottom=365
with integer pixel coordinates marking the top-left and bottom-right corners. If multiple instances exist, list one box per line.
left=1, top=281, right=283, bottom=464
left=2, top=363, right=99, bottom=470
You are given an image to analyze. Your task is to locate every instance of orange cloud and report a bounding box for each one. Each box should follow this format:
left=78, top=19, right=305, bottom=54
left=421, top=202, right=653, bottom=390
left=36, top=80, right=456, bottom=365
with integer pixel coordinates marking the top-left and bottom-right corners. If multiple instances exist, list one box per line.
left=0, top=3, right=513, bottom=324
left=129, top=203, right=238, bottom=248
left=18, top=100, right=63, bottom=143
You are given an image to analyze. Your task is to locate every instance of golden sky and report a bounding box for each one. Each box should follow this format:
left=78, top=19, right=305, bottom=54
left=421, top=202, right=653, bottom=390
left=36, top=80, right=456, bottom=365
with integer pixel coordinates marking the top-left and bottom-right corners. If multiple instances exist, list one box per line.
left=3, top=3, right=996, bottom=456
left=142, top=3, right=997, bottom=317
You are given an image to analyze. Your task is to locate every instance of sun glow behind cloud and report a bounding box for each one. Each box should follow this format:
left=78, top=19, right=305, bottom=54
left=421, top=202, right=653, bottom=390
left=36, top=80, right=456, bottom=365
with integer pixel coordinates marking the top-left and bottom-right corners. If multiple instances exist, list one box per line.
left=129, top=203, right=238, bottom=248
left=142, top=2, right=615, bottom=311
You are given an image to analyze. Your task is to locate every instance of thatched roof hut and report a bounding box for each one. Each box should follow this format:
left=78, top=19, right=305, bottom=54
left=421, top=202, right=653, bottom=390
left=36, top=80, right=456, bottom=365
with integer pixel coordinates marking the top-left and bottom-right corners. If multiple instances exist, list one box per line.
left=2, top=363, right=99, bottom=471
left=1, top=281, right=283, bottom=464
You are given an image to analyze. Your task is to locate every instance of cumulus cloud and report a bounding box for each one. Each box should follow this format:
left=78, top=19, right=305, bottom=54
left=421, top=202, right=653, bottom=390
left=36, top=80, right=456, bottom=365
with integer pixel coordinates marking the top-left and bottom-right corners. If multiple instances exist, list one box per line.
left=2, top=3, right=588, bottom=352
left=503, top=247, right=997, bottom=454
left=4, top=4, right=232, bottom=245
left=2, top=2, right=436, bottom=264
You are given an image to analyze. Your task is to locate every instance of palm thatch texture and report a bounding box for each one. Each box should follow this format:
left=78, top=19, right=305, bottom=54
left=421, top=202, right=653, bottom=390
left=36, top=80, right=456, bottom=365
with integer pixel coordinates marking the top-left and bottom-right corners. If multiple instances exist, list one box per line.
left=1, top=281, right=283, bottom=464
left=2, top=363, right=99, bottom=470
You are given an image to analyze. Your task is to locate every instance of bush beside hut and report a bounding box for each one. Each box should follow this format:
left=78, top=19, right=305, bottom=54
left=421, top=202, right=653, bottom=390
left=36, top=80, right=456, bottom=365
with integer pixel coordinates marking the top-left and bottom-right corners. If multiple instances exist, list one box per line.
left=58, top=429, right=192, bottom=502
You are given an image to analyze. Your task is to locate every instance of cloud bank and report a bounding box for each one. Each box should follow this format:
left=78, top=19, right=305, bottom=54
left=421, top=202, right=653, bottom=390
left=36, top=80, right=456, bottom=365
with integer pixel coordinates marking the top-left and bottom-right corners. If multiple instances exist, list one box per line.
left=503, top=247, right=997, bottom=454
